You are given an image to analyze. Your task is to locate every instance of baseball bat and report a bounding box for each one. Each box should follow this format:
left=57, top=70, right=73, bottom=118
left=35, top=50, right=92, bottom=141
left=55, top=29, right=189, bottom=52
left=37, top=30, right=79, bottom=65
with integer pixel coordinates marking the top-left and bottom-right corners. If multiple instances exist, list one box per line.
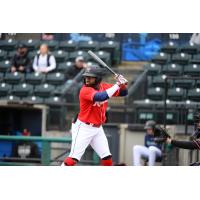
left=88, top=50, right=118, bottom=76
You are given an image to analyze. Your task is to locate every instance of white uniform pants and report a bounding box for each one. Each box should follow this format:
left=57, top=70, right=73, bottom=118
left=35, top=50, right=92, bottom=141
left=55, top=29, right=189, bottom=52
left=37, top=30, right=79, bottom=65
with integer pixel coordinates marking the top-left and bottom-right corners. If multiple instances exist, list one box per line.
left=68, top=119, right=111, bottom=161
left=133, top=145, right=162, bottom=166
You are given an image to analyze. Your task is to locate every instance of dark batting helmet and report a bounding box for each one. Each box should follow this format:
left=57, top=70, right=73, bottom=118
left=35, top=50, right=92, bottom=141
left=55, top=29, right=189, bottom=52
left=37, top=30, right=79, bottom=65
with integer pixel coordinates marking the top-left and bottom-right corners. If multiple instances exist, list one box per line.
left=144, top=120, right=156, bottom=130
left=83, top=66, right=103, bottom=84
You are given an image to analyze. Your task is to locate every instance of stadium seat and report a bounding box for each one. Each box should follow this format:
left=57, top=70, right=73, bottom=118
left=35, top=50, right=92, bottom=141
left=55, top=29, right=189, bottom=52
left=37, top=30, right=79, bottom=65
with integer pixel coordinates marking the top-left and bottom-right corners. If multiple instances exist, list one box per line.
left=4, top=72, right=24, bottom=84
left=162, top=63, right=182, bottom=76
left=0, top=73, right=4, bottom=82
left=40, top=40, right=59, bottom=51
left=52, top=50, right=68, bottom=63
left=160, top=41, right=178, bottom=54
left=167, top=87, right=186, bottom=101
left=78, top=41, right=99, bottom=51
left=0, top=50, right=7, bottom=61
left=152, top=75, right=171, bottom=88
left=88, top=51, right=111, bottom=66
left=86, top=61, right=100, bottom=67
left=0, top=60, right=11, bottom=73
left=0, top=39, right=17, bottom=51
left=44, top=96, right=64, bottom=105
left=45, top=72, right=65, bottom=85
left=34, top=84, right=55, bottom=97
left=22, top=39, right=40, bottom=51
left=68, top=50, right=88, bottom=61
left=195, top=80, right=200, bottom=88
left=144, top=63, right=161, bottom=76
left=7, top=50, right=16, bottom=59
left=59, top=40, right=77, bottom=52
left=190, top=53, right=200, bottom=64
left=0, top=83, right=12, bottom=97
left=54, top=85, right=66, bottom=96
left=147, top=87, right=164, bottom=100
left=187, top=88, right=200, bottom=101
left=183, top=64, right=200, bottom=76
left=99, top=40, right=120, bottom=64
left=12, top=83, right=34, bottom=97
left=151, top=52, right=169, bottom=65
left=1, top=95, right=21, bottom=102
left=57, top=61, right=74, bottom=73
left=171, top=53, right=191, bottom=65
left=28, top=50, right=40, bottom=60
left=22, top=96, right=44, bottom=104
left=180, top=42, right=198, bottom=55
left=174, top=79, right=194, bottom=89
left=25, top=72, right=45, bottom=85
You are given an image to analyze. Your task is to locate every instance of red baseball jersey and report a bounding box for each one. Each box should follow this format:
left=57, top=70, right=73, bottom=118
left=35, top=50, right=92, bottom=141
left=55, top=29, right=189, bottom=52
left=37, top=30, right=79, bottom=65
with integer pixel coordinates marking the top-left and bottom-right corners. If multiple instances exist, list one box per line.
left=78, top=83, right=120, bottom=125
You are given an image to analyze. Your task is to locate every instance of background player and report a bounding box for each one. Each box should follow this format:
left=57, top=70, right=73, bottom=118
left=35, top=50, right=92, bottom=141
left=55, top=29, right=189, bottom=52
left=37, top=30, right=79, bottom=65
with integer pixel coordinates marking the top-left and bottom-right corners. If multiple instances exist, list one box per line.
left=62, top=66, right=128, bottom=166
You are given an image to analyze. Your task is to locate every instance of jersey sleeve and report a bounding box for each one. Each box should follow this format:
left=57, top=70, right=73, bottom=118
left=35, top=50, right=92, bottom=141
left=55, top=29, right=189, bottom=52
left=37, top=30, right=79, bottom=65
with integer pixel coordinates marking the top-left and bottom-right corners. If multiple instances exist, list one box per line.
left=80, top=87, right=97, bottom=101
left=102, top=83, right=120, bottom=97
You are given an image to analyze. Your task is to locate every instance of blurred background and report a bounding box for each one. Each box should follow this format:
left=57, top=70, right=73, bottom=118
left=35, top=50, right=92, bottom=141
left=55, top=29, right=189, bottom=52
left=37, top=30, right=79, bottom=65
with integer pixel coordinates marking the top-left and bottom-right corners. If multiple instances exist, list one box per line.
left=0, top=33, right=199, bottom=166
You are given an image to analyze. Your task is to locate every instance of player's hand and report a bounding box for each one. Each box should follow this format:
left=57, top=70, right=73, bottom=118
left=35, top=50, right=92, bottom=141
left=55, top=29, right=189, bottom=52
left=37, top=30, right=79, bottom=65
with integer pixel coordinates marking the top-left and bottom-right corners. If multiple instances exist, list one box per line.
left=115, top=74, right=128, bottom=86
left=166, top=137, right=172, bottom=144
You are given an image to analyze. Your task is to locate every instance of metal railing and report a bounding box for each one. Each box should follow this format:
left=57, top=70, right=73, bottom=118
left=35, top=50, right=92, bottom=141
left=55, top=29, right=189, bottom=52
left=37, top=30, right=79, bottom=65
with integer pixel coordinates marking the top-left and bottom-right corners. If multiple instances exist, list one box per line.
left=0, top=135, right=100, bottom=166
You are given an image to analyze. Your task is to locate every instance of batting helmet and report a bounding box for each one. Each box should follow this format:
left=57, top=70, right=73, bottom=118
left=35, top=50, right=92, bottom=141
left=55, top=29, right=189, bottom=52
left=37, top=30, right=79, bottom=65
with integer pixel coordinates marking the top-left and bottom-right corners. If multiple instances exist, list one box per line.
left=144, top=120, right=156, bottom=130
left=82, top=66, right=103, bottom=84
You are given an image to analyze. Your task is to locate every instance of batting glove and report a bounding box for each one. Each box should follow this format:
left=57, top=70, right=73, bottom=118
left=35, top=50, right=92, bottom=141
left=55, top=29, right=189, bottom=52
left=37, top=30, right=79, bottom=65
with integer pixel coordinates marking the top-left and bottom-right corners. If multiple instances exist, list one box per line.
left=115, top=74, right=128, bottom=86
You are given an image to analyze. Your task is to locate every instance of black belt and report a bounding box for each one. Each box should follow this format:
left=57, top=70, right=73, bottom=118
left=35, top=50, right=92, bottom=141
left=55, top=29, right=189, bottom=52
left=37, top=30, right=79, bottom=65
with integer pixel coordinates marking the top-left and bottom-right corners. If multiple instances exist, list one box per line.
left=85, top=122, right=101, bottom=128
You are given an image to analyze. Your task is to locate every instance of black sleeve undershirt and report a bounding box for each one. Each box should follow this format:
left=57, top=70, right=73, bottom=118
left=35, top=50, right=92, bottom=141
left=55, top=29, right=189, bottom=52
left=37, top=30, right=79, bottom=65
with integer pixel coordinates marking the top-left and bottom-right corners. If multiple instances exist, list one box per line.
left=171, top=140, right=200, bottom=150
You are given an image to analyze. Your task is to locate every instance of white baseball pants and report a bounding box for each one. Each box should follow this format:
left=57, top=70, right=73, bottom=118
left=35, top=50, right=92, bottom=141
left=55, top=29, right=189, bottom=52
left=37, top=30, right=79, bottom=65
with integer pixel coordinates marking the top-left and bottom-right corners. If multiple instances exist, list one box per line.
left=68, top=119, right=111, bottom=161
left=133, top=145, right=162, bottom=166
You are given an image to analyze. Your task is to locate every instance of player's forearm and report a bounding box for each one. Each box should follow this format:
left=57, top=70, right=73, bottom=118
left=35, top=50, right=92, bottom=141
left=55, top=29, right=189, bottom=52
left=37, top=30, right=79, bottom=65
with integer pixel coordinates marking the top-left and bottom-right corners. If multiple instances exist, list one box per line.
left=171, top=140, right=198, bottom=150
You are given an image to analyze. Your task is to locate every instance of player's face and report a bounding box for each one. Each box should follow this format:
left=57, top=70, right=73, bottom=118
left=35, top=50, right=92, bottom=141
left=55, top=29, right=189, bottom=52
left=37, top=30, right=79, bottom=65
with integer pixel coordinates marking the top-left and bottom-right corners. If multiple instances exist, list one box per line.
left=85, top=76, right=96, bottom=86
left=146, top=128, right=153, bottom=135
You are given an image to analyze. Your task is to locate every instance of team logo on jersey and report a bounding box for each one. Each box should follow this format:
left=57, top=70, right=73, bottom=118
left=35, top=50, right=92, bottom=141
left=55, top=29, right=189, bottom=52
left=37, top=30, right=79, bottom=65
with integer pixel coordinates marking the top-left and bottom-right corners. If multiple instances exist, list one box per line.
left=93, top=100, right=108, bottom=107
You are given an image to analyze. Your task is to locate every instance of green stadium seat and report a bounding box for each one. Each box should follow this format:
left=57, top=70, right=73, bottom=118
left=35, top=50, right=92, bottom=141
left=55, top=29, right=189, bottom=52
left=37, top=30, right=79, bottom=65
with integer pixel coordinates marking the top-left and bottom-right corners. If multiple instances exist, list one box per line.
left=54, top=85, right=66, bottom=96
left=78, top=41, right=99, bottom=51
left=0, top=73, right=3, bottom=82
left=22, top=96, right=44, bottom=104
left=88, top=51, right=111, bottom=66
left=151, top=52, right=169, bottom=65
left=160, top=41, right=178, bottom=54
left=162, top=63, right=182, bottom=76
left=4, top=72, right=24, bottom=84
left=183, top=64, right=200, bottom=76
left=167, top=87, right=186, bottom=101
left=152, top=75, right=171, bottom=88
left=40, top=40, right=59, bottom=51
left=25, top=72, right=45, bottom=85
left=28, top=50, right=40, bottom=60
left=12, top=83, right=34, bottom=97
left=46, top=72, right=65, bottom=85
left=187, top=88, right=200, bottom=101
left=59, top=40, right=77, bottom=52
left=21, top=39, right=40, bottom=51
left=0, top=83, right=12, bottom=97
left=57, top=61, right=74, bottom=73
left=174, top=79, right=194, bottom=89
left=1, top=95, right=21, bottom=102
left=86, top=61, right=100, bottom=68
left=195, top=80, right=200, bottom=88
left=0, top=60, right=11, bottom=73
left=52, top=50, right=68, bottom=63
left=99, top=40, right=120, bottom=64
left=68, top=50, right=88, bottom=61
left=44, top=96, right=64, bottom=105
left=7, top=50, right=16, bottom=59
left=144, top=63, right=161, bottom=76
left=0, top=50, right=7, bottom=61
left=0, top=39, right=17, bottom=51
left=190, top=54, right=200, bottom=64
left=147, top=87, right=164, bottom=100
left=171, top=53, right=191, bottom=65
left=34, top=84, right=55, bottom=97
left=180, top=42, right=198, bottom=55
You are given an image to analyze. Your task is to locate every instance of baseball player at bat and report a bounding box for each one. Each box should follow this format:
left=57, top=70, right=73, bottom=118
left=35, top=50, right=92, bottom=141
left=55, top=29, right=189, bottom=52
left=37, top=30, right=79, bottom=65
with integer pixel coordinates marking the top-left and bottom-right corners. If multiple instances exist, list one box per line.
left=62, top=66, right=128, bottom=166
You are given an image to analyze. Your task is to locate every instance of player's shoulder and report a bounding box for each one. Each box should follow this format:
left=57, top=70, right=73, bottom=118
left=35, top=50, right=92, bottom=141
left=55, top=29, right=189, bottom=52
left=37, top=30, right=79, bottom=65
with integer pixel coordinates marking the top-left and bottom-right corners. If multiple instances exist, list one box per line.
left=100, top=82, right=113, bottom=89
left=80, top=85, right=95, bottom=93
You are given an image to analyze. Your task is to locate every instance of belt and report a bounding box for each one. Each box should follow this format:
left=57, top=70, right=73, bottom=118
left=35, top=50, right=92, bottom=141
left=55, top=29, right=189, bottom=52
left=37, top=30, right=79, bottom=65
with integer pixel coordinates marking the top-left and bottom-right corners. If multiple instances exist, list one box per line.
left=85, top=122, right=101, bottom=128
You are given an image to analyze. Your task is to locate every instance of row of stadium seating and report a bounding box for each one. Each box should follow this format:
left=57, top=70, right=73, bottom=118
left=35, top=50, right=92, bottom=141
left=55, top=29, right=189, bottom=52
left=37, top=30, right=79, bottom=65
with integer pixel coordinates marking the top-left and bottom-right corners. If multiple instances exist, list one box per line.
left=133, top=42, right=200, bottom=124
left=0, top=39, right=120, bottom=65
